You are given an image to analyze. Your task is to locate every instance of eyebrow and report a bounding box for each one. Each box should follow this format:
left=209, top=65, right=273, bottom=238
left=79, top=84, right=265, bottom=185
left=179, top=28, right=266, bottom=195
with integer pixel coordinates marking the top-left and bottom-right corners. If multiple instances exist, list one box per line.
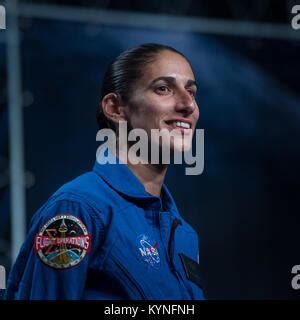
left=150, top=76, right=197, bottom=88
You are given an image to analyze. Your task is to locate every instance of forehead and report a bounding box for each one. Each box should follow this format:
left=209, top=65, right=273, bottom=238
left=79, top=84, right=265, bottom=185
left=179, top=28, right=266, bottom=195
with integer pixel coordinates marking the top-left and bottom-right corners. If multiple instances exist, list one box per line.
left=141, top=50, right=195, bottom=83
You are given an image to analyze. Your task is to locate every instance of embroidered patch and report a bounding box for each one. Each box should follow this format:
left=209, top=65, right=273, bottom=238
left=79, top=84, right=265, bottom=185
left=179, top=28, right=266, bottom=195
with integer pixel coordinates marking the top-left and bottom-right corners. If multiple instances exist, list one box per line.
left=136, top=234, right=160, bottom=269
left=34, top=214, right=91, bottom=269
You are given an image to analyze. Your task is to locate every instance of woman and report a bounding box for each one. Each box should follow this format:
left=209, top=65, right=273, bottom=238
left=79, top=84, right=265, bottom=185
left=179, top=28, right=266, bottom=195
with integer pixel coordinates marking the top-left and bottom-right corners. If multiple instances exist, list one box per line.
left=6, top=43, right=205, bottom=300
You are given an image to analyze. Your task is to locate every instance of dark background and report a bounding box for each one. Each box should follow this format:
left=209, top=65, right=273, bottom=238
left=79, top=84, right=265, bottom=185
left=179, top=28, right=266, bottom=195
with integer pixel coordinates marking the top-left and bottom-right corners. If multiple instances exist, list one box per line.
left=0, top=0, right=300, bottom=299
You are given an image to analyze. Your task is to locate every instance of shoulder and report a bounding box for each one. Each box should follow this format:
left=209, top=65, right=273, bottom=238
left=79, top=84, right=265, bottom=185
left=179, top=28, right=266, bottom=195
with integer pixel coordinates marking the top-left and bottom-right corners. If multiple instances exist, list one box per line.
left=177, top=216, right=200, bottom=245
left=175, top=214, right=201, bottom=261
left=34, top=170, right=115, bottom=225
left=52, top=171, right=106, bottom=207
left=27, top=171, right=109, bottom=247
left=49, top=169, right=121, bottom=213
left=180, top=217, right=199, bottom=236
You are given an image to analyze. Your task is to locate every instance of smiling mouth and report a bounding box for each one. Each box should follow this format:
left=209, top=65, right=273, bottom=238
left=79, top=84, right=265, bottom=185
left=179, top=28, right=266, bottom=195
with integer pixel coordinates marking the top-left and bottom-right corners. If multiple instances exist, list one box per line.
left=165, top=120, right=192, bottom=131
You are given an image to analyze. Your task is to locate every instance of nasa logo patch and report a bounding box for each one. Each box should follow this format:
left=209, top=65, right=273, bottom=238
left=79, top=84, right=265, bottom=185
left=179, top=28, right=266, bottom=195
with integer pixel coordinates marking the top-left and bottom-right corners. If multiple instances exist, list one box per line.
left=34, top=214, right=91, bottom=269
left=137, top=234, right=160, bottom=269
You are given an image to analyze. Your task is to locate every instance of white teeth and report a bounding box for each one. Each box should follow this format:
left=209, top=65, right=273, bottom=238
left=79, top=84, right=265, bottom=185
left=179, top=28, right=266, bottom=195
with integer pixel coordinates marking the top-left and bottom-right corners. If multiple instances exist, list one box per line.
left=175, top=121, right=191, bottom=129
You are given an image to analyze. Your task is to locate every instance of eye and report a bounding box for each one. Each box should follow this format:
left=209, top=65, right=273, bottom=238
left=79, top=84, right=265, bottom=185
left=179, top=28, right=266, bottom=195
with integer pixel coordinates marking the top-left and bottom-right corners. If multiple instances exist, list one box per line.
left=187, top=89, right=197, bottom=98
left=155, top=86, right=171, bottom=95
left=188, top=90, right=195, bottom=97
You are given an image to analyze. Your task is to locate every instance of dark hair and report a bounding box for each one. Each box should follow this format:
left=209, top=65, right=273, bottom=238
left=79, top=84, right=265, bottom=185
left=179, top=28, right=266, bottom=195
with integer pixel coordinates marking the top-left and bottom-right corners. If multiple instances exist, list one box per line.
left=96, top=43, right=188, bottom=130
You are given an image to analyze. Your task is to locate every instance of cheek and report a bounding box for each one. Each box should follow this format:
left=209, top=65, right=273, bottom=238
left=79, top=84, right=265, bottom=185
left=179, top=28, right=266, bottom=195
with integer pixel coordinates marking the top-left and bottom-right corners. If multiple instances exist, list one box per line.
left=126, top=94, right=170, bottom=129
left=143, top=96, right=166, bottom=114
left=194, top=103, right=200, bottom=121
left=126, top=104, right=158, bottom=130
left=135, top=102, right=164, bottom=123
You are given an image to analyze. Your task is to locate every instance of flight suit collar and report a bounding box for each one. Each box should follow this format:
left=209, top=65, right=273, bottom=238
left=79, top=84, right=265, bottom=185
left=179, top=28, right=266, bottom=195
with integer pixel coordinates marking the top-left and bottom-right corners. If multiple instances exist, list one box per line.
left=93, top=151, right=179, bottom=217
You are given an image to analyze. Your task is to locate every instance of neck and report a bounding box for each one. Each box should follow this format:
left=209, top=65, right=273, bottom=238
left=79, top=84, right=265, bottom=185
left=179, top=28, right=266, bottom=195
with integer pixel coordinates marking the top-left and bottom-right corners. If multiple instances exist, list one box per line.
left=117, top=148, right=168, bottom=197
left=126, top=162, right=168, bottom=197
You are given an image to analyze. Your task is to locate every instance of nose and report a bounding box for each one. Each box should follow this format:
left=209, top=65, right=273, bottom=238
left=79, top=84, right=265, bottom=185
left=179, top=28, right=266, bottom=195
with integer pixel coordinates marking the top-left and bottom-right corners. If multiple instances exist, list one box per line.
left=175, top=89, right=196, bottom=116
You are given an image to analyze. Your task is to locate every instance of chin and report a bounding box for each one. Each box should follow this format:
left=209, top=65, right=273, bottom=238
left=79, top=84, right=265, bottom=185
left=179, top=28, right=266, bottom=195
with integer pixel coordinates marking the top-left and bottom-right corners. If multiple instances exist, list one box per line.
left=172, top=141, right=192, bottom=153
left=173, top=133, right=193, bottom=150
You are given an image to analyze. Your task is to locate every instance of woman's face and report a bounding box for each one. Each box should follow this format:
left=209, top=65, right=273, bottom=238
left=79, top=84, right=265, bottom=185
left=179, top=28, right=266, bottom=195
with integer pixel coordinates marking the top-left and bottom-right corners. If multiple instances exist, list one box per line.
left=123, top=50, right=199, bottom=153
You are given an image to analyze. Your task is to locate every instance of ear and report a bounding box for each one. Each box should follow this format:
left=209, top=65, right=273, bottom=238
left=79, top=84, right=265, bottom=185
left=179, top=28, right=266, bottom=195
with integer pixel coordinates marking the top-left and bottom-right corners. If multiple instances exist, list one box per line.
left=101, top=93, right=127, bottom=125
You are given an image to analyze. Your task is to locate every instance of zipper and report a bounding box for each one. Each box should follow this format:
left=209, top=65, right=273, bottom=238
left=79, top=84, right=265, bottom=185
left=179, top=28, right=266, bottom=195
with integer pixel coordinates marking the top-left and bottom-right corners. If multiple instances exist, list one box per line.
left=167, top=217, right=191, bottom=298
left=168, top=217, right=182, bottom=271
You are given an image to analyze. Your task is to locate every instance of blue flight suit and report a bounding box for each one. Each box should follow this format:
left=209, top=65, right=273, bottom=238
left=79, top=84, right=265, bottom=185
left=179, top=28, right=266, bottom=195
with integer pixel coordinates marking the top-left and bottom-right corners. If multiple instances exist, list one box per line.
left=6, top=152, right=205, bottom=300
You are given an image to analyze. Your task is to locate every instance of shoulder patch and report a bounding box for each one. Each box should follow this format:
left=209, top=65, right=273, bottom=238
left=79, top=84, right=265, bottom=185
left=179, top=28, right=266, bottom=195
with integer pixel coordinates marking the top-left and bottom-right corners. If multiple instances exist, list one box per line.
left=34, top=214, right=91, bottom=269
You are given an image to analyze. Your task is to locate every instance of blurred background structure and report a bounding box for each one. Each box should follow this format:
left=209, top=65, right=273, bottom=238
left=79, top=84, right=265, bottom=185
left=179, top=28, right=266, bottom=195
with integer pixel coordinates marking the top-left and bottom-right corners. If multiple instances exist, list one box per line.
left=0, top=0, right=300, bottom=299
